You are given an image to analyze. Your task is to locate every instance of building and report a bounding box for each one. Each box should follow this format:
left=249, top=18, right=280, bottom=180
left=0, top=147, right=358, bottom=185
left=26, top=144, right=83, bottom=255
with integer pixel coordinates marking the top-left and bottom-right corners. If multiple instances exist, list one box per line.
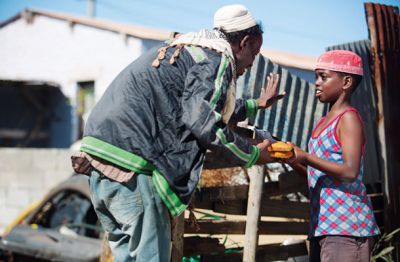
left=0, top=9, right=170, bottom=147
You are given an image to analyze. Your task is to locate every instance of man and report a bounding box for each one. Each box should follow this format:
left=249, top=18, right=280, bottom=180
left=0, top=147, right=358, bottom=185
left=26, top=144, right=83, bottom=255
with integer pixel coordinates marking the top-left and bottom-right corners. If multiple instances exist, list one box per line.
left=72, top=4, right=284, bottom=261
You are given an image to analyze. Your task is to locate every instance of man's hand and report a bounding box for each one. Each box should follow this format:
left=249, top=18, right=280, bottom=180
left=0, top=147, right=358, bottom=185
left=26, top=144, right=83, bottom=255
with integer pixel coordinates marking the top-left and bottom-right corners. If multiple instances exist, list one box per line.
left=256, top=139, right=273, bottom=164
left=257, top=73, right=285, bottom=109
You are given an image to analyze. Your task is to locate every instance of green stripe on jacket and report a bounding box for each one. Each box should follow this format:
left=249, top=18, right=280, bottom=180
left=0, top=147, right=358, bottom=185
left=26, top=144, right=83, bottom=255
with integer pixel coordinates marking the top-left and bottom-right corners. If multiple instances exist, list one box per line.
left=210, top=55, right=229, bottom=109
left=216, top=129, right=260, bottom=167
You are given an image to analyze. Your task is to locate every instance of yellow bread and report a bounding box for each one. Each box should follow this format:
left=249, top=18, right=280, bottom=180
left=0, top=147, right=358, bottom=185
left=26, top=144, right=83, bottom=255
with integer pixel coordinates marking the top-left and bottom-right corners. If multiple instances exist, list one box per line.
left=267, top=141, right=294, bottom=159
left=267, top=141, right=293, bottom=152
left=269, top=150, right=294, bottom=159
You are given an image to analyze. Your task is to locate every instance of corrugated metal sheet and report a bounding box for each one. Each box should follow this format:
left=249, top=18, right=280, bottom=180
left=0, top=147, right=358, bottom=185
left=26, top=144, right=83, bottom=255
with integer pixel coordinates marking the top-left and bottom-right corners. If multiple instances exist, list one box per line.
left=238, top=36, right=392, bottom=187
left=236, top=54, right=328, bottom=149
left=240, top=41, right=382, bottom=185
left=365, top=3, right=400, bottom=237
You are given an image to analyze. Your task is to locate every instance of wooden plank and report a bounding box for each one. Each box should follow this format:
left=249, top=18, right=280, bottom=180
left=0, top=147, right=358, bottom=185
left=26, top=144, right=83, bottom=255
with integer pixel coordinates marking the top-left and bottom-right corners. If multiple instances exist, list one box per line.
left=212, top=200, right=247, bottom=215
left=192, top=179, right=299, bottom=203
left=260, top=199, right=309, bottom=219
left=183, top=236, right=225, bottom=257
left=365, top=182, right=383, bottom=194
left=369, top=193, right=384, bottom=210
left=193, top=184, right=251, bottom=202
left=203, top=150, right=241, bottom=169
left=201, top=251, right=243, bottom=262
left=184, top=220, right=308, bottom=235
left=193, top=241, right=307, bottom=262
left=278, top=170, right=308, bottom=196
left=192, top=172, right=308, bottom=205
left=210, top=199, right=309, bottom=219
left=192, top=182, right=310, bottom=205
left=170, top=213, right=184, bottom=262
left=243, top=166, right=264, bottom=262
left=256, top=241, right=308, bottom=261
left=185, top=220, right=246, bottom=234
left=200, top=252, right=242, bottom=262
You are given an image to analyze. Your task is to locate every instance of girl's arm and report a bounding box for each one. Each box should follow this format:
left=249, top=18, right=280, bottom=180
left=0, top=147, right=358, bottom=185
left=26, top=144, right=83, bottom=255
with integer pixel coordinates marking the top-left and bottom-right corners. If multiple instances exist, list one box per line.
left=288, top=111, right=364, bottom=182
left=289, top=162, right=308, bottom=176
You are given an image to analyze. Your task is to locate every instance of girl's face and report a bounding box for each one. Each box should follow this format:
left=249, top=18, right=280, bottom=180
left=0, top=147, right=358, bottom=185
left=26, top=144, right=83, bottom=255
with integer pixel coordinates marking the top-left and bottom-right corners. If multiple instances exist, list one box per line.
left=314, top=69, right=344, bottom=103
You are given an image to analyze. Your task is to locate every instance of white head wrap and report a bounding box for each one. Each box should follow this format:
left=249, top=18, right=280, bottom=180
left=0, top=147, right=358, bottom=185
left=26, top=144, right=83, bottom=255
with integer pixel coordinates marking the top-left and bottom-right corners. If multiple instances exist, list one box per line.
left=213, top=4, right=257, bottom=33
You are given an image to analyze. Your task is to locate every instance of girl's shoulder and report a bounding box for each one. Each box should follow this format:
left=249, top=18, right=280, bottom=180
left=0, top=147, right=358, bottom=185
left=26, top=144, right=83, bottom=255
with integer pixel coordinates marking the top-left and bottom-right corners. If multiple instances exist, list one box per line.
left=336, top=107, right=363, bottom=127
left=336, top=107, right=365, bottom=146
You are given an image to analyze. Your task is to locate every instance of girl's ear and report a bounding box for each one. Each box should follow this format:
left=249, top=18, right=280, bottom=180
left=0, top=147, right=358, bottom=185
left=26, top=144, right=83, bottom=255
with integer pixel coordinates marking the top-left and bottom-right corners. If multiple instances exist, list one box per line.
left=342, top=75, right=353, bottom=91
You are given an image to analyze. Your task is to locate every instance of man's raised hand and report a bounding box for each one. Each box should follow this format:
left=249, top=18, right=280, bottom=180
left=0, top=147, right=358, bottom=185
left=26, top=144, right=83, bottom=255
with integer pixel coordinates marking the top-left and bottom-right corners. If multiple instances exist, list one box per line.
left=257, top=73, right=285, bottom=109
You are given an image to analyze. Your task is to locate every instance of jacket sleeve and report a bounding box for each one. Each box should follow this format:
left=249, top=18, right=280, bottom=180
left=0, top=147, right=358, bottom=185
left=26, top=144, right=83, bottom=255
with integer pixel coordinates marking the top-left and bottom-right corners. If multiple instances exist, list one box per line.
left=229, top=98, right=259, bottom=124
left=181, top=55, right=260, bottom=167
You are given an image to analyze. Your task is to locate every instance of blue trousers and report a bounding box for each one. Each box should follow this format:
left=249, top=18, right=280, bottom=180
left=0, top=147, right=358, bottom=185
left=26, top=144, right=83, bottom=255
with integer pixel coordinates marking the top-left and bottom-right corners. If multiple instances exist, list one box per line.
left=88, top=169, right=171, bottom=262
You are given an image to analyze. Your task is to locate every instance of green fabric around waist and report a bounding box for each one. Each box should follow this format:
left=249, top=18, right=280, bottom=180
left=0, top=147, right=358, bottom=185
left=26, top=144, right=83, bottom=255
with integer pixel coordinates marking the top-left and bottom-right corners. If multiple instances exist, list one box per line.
left=80, top=136, right=155, bottom=174
left=81, top=136, right=186, bottom=217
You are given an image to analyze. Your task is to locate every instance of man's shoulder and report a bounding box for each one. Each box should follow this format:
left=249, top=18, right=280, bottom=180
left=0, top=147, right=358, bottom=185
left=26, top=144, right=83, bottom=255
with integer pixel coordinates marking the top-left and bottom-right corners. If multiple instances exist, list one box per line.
left=201, top=47, right=226, bottom=58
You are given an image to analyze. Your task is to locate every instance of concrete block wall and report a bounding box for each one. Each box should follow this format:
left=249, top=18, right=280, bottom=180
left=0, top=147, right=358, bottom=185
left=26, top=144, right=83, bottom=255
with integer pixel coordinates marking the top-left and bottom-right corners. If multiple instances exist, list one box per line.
left=0, top=148, right=75, bottom=234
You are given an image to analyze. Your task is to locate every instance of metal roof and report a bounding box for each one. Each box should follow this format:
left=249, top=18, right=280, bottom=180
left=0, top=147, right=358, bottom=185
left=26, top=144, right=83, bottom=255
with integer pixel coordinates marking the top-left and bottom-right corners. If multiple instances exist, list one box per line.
left=260, top=49, right=317, bottom=71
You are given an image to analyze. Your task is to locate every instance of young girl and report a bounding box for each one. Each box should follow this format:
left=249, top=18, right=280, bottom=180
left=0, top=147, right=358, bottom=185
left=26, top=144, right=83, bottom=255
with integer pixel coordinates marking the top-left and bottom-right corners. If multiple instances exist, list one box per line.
left=286, top=50, right=380, bottom=262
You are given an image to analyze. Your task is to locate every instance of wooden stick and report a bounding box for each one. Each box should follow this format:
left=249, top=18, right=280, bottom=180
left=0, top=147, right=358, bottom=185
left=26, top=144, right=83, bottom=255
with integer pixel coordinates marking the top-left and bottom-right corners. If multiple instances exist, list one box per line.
left=170, top=213, right=185, bottom=262
left=243, top=165, right=265, bottom=262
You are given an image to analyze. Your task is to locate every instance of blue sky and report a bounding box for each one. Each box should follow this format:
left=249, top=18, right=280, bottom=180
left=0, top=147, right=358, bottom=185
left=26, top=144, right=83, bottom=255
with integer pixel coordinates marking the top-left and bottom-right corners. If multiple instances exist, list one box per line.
left=0, top=0, right=399, bottom=56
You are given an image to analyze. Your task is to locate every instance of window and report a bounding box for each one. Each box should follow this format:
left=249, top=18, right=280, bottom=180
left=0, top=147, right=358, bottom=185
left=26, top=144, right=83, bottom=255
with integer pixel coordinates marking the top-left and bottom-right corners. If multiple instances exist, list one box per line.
left=76, top=81, right=95, bottom=139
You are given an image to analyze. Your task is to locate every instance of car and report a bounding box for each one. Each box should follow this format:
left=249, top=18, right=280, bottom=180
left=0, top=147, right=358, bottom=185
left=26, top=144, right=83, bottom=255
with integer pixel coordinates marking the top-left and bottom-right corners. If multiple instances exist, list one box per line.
left=0, top=174, right=104, bottom=262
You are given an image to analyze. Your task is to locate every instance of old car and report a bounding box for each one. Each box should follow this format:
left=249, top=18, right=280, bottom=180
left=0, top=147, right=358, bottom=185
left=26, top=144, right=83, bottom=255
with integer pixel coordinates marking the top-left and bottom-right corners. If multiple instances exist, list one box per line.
left=0, top=174, right=104, bottom=262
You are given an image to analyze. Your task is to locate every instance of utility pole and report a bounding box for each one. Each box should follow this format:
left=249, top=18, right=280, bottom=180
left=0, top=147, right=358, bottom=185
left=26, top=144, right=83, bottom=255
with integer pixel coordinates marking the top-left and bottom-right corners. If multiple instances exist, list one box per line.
left=88, top=0, right=95, bottom=18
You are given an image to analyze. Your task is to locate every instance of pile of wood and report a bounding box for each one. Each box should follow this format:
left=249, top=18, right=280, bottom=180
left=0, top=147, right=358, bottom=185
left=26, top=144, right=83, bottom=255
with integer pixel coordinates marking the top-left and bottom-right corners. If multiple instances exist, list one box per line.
left=171, top=162, right=310, bottom=261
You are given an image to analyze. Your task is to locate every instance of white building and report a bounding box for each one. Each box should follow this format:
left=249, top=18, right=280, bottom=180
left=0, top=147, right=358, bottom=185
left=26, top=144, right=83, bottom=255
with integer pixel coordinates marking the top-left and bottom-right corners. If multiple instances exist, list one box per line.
left=0, top=9, right=171, bottom=147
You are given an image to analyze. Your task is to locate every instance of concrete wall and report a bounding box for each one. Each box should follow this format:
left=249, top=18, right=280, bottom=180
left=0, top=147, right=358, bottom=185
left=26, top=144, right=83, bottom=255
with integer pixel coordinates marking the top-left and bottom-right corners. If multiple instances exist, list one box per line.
left=0, top=148, right=75, bottom=234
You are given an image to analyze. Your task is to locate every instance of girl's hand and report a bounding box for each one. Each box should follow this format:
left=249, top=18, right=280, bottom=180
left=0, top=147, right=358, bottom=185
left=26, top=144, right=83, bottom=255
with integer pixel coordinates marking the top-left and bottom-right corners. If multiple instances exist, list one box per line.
left=284, top=142, right=306, bottom=165
left=257, top=73, right=285, bottom=109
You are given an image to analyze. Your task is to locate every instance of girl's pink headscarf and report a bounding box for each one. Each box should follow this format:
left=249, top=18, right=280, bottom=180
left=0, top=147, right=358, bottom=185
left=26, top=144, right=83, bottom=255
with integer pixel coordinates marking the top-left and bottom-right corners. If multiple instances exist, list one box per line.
left=315, top=50, right=363, bottom=76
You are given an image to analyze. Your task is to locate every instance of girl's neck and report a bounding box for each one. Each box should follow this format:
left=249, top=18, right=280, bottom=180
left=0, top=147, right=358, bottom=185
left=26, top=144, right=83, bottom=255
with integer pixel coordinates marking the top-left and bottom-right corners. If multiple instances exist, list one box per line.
left=326, top=102, right=351, bottom=119
left=329, top=97, right=351, bottom=116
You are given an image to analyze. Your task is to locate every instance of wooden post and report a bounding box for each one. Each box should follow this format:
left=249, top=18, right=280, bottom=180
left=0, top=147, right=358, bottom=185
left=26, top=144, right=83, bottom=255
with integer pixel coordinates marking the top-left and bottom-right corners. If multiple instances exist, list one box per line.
left=170, top=213, right=185, bottom=262
left=243, top=165, right=265, bottom=262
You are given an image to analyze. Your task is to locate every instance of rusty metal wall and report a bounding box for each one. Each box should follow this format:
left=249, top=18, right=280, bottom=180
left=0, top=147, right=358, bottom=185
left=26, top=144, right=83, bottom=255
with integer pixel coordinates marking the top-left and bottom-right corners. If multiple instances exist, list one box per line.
left=365, top=3, right=400, bottom=238
left=236, top=54, right=328, bottom=150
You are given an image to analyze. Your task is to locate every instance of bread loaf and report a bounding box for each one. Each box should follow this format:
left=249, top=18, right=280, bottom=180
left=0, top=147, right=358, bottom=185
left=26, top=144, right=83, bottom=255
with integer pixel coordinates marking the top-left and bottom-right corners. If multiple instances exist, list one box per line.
left=267, top=141, right=294, bottom=159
